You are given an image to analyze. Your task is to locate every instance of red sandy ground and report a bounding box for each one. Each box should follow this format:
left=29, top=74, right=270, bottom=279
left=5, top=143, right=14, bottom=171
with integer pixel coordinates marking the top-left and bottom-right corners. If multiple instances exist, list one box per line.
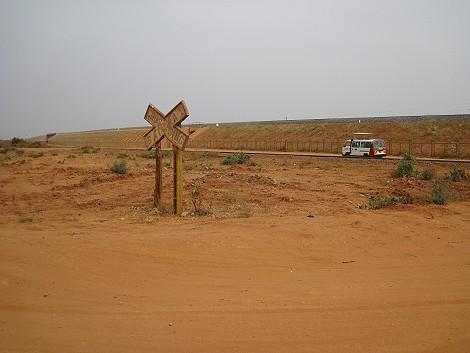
left=1, top=148, right=469, bottom=353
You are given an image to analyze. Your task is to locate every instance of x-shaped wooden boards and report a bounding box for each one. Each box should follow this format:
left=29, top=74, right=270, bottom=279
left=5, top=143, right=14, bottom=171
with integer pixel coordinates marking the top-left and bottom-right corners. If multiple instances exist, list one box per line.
left=143, top=100, right=190, bottom=150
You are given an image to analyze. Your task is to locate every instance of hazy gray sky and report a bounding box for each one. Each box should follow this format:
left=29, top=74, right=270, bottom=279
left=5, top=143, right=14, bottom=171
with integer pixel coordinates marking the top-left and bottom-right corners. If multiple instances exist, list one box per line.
left=1, top=0, right=469, bottom=139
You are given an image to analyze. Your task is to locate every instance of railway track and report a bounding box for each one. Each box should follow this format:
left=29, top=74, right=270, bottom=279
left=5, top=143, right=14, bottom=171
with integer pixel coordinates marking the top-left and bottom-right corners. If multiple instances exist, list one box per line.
left=46, top=144, right=470, bottom=164
left=185, top=147, right=470, bottom=164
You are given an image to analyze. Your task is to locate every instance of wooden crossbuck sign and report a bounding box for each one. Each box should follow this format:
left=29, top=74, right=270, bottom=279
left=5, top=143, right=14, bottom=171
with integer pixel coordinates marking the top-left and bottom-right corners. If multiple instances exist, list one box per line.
left=144, top=101, right=190, bottom=151
left=143, top=100, right=189, bottom=215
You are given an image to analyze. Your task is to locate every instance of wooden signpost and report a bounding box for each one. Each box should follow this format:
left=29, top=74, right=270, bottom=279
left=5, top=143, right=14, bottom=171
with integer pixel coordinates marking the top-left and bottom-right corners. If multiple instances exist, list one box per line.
left=143, top=100, right=190, bottom=214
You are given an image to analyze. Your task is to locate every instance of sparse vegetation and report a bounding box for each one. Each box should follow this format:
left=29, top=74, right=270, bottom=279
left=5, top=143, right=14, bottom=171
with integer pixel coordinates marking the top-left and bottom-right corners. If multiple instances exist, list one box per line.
left=222, top=189, right=237, bottom=203
left=28, top=152, right=44, bottom=158
left=79, top=145, right=100, bottom=154
left=0, top=147, right=25, bottom=155
left=222, top=152, right=250, bottom=166
left=110, top=159, right=128, bottom=174
left=368, top=196, right=412, bottom=210
left=9, top=138, right=46, bottom=148
left=391, top=153, right=416, bottom=178
left=28, top=141, right=43, bottom=148
left=426, top=180, right=453, bottom=205
left=19, top=216, right=33, bottom=223
left=201, top=151, right=219, bottom=158
left=79, top=178, right=89, bottom=188
left=141, top=150, right=156, bottom=159
left=420, top=168, right=436, bottom=180
left=448, top=167, right=468, bottom=182
left=190, top=186, right=212, bottom=216
left=11, top=137, right=25, bottom=146
left=141, top=149, right=172, bottom=159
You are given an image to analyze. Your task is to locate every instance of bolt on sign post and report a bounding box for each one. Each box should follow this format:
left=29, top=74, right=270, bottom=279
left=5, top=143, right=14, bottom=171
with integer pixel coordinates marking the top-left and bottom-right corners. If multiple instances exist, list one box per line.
left=143, top=100, right=190, bottom=215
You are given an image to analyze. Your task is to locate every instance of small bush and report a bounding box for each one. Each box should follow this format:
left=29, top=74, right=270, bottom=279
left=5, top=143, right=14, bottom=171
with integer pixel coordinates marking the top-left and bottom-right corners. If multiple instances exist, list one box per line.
left=222, top=154, right=238, bottom=166
left=79, top=145, right=100, bottom=154
left=402, top=152, right=415, bottom=161
left=190, top=187, right=212, bottom=216
left=110, top=159, right=128, bottom=174
left=1, top=147, right=21, bottom=154
left=448, top=168, right=468, bottom=182
left=11, top=137, right=24, bottom=146
left=426, top=180, right=453, bottom=205
left=368, top=196, right=411, bottom=210
left=420, top=169, right=436, bottom=180
left=222, top=152, right=250, bottom=166
left=391, top=153, right=415, bottom=178
left=141, top=149, right=172, bottom=159
left=28, top=141, right=43, bottom=148
left=141, top=150, right=156, bottom=159
left=29, top=152, right=44, bottom=158
left=19, top=216, right=33, bottom=223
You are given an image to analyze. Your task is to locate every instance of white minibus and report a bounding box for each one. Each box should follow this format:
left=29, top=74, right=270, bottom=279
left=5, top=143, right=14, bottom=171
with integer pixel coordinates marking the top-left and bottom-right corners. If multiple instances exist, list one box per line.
left=342, top=139, right=387, bottom=157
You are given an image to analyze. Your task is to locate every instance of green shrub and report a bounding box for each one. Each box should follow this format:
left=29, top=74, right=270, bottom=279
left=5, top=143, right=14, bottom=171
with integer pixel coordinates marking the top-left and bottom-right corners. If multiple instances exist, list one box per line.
left=426, top=180, right=453, bottom=205
left=222, top=152, right=250, bottom=166
left=222, top=154, right=239, bottom=166
left=1, top=147, right=21, bottom=154
left=79, top=145, right=100, bottom=154
left=391, top=153, right=415, bottom=178
left=141, top=150, right=156, bottom=159
left=110, top=159, right=128, bottom=174
left=368, top=196, right=411, bottom=210
left=28, top=152, right=44, bottom=158
left=420, top=169, right=436, bottom=180
left=402, top=152, right=415, bottom=161
left=28, top=141, right=43, bottom=148
left=448, top=168, right=468, bottom=182
left=11, top=137, right=24, bottom=146
left=141, top=149, right=172, bottom=159
left=19, top=216, right=33, bottom=223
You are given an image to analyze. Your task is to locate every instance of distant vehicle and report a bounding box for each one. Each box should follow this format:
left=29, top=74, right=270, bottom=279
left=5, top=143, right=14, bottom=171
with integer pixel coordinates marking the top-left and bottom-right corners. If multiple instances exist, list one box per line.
left=342, top=138, right=387, bottom=157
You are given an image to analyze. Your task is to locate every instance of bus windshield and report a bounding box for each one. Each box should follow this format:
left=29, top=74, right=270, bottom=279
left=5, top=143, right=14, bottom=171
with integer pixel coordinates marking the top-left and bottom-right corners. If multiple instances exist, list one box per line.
left=373, top=140, right=385, bottom=148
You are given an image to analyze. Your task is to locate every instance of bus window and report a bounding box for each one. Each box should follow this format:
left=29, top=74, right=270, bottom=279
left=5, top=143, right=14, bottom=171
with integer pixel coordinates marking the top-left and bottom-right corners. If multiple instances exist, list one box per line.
left=373, top=140, right=385, bottom=148
left=352, top=141, right=360, bottom=148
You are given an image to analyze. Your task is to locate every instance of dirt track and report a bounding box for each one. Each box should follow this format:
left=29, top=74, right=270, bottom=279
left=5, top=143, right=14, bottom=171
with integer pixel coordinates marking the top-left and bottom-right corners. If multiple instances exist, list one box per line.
left=1, top=148, right=469, bottom=352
